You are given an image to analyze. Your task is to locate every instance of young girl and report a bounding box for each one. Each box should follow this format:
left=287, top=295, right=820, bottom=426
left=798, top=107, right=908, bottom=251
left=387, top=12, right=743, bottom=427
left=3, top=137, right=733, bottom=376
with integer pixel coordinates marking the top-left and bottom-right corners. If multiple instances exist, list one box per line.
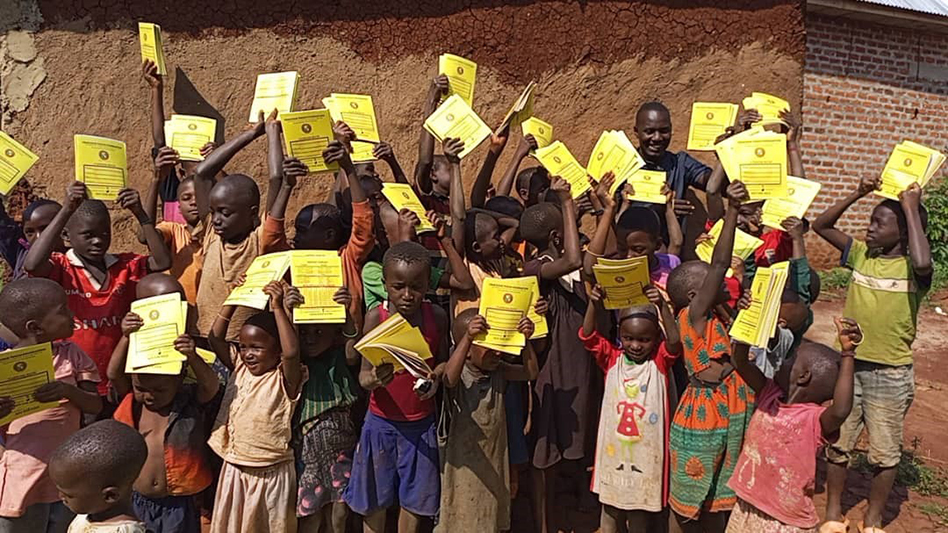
left=207, top=280, right=304, bottom=533
left=580, top=283, right=682, bottom=532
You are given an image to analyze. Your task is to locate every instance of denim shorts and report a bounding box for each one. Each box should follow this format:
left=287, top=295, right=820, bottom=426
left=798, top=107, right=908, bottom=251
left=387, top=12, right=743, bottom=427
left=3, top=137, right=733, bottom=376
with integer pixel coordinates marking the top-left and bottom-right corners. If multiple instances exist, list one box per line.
left=826, top=361, right=914, bottom=468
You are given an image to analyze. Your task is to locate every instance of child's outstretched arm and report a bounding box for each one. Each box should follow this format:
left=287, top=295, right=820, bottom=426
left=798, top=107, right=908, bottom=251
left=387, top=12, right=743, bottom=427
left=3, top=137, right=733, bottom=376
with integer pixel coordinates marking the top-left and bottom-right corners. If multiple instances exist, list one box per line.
left=176, top=334, right=220, bottom=404
left=106, top=312, right=144, bottom=398
left=730, top=340, right=766, bottom=394
left=504, top=317, right=539, bottom=381
left=537, top=177, right=582, bottom=280
left=664, top=185, right=684, bottom=257
left=265, top=112, right=284, bottom=213
left=143, top=60, right=166, bottom=149
left=646, top=285, right=682, bottom=356
left=24, top=182, right=87, bottom=277
left=414, top=75, right=449, bottom=194
left=691, top=180, right=748, bottom=319
left=265, top=281, right=303, bottom=398
left=443, top=315, right=483, bottom=388
left=821, top=317, right=860, bottom=436
left=583, top=173, right=618, bottom=280
left=780, top=110, right=805, bottom=179
left=324, top=140, right=366, bottom=204
left=432, top=213, right=475, bottom=291
left=34, top=375, right=101, bottom=416
left=443, top=138, right=467, bottom=256
left=782, top=216, right=806, bottom=260
left=471, top=126, right=510, bottom=208
left=581, top=283, right=605, bottom=338
left=813, top=175, right=879, bottom=252
left=898, top=183, right=933, bottom=279
left=117, top=188, right=172, bottom=272
left=374, top=141, right=408, bottom=184
left=208, top=301, right=238, bottom=370
left=497, top=134, right=539, bottom=199
left=140, top=148, right=180, bottom=246
left=269, top=157, right=302, bottom=222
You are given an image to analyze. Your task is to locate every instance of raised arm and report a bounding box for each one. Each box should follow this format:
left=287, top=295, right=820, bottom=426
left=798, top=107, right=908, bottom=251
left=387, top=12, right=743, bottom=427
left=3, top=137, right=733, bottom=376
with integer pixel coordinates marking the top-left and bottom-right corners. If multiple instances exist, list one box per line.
left=117, top=188, right=171, bottom=272
left=139, top=147, right=180, bottom=244
left=142, top=60, right=166, bottom=148
left=413, top=75, right=449, bottom=193
left=537, top=178, right=583, bottom=280
left=583, top=173, right=617, bottom=280
left=504, top=317, right=539, bottom=381
left=208, top=304, right=237, bottom=370
left=177, top=334, right=220, bottom=404
left=193, top=111, right=269, bottom=218
left=691, top=180, right=747, bottom=319
left=898, top=184, right=933, bottom=278
left=581, top=283, right=606, bottom=338
left=821, top=317, right=859, bottom=435
left=813, top=175, right=879, bottom=253
left=471, top=127, right=510, bottom=208
left=265, top=111, right=284, bottom=213
left=781, top=110, right=805, bottom=179
left=730, top=340, right=766, bottom=394
left=432, top=213, right=475, bottom=291
left=646, top=285, right=682, bottom=356
left=106, top=312, right=143, bottom=399
left=24, top=182, right=87, bottom=277
left=664, top=185, right=684, bottom=257
left=269, top=157, right=302, bottom=221
left=782, top=216, right=807, bottom=260
left=444, top=315, right=484, bottom=388
left=374, top=141, right=408, bottom=184
left=263, top=281, right=302, bottom=397
left=497, top=134, right=538, bottom=199
left=442, top=138, right=467, bottom=256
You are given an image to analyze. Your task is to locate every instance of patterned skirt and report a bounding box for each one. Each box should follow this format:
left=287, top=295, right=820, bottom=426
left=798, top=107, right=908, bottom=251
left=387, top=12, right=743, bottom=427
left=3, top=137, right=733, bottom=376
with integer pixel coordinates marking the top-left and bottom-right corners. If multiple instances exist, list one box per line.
left=294, top=407, right=357, bottom=518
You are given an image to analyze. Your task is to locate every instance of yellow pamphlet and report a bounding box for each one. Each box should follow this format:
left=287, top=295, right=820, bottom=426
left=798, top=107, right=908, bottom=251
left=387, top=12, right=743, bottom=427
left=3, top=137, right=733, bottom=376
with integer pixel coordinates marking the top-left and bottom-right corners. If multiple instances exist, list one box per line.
left=475, top=277, right=536, bottom=355
left=223, top=252, right=292, bottom=310
left=715, top=128, right=788, bottom=200
left=138, top=23, right=166, bottom=75
left=290, top=250, right=346, bottom=324
left=248, top=71, right=299, bottom=123
left=534, top=141, right=590, bottom=198
left=878, top=141, right=946, bottom=200
left=730, top=262, right=789, bottom=347
left=592, top=256, right=651, bottom=310
left=587, top=130, right=646, bottom=186
left=0, top=131, right=39, bottom=196
left=281, top=109, right=338, bottom=173
left=624, top=169, right=667, bottom=204
left=164, top=115, right=216, bottom=162
left=0, top=343, right=57, bottom=425
left=323, top=93, right=380, bottom=163
left=497, top=82, right=536, bottom=134
left=742, top=92, right=790, bottom=125
left=524, top=276, right=548, bottom=339
left=381, top=183, right=436, bottom=233
left=439, top=53, right=477, bottom=107
left=126, top=293, right=187, bottom=373
left=696, top=219, right=764, bottom=267
left=355, top=313, right=434, bottom=378
left=521, top=117, right=554, bottom=149
left=423, top=94, right=491, bottom=160
left=761, top=176, right=822, bottom=230
left=74, top=135, right=127, bottom=201
left=687, top=102, right=739, bottom=151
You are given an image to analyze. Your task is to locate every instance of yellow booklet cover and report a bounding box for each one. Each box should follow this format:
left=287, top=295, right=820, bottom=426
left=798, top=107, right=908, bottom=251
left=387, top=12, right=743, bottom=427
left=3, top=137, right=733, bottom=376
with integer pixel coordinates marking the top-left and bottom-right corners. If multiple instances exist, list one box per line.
left=687, top=102, right=739, bottom=151
left=624, top=169, right=667, bottom=204
left=592, top=256, right=651, bottom=310
left=74, top=135, right=127, bottom=201
left=497, top=81, right=536, bottom=134
left=587, top=130, right=645, bottom=185
left=138, top=22, right=166, bottom=75
left=534, top=141, right=590, bottom=199
left=0, top=131, right=39, bottom=196
left=224, top=252, right=293, bottom=310
left=381, top=183, right=435, bottom=233
left=696, top=219, right=764, bottom=266
left=249, top=71, right=299, bottom=123
left=323, top=94, right=380, bottom=163
left=742, top=92, right=790, bottom=125
left=281, top=109, right=339, bottom=173
left=423, top=94, right=491, bottom=160
left=524, top=276, right=548, bottom=339
left=290, top=250, right=346, bottom=324
left=164, top=115, right=216, bottom=162
left=878, top=141, right=946, bottom=200
left=0, top=343, right=57, bottom=425
left=761, top=176, right=821, bottom=230
left=521, top=117, right=554, bottom=149
left=715, top=128, right=788, bottom=200
left=475, top=277, right=536, bottom=355
left=730, top=262, right=789, bottom=347
left=355, top=313, right=434, bottom=378
left=127, top=293, right=187, bottom=373
left=439, top=53, right=477, bottom=107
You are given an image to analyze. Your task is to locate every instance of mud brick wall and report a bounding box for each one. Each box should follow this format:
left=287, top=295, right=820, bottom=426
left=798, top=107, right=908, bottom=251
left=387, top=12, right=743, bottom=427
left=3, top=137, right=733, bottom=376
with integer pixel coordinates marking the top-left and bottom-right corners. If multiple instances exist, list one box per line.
left=802, top=13, right=948, bottom=267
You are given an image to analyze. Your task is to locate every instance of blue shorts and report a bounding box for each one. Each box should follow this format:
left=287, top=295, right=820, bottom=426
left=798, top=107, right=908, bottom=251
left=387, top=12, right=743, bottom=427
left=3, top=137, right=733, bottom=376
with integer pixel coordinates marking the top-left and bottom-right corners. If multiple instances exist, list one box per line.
left=343, top=412, right=440, bottom=517
left=505, top=382, right=529, bottom=466
left=132, top=492, right=200, bottom=533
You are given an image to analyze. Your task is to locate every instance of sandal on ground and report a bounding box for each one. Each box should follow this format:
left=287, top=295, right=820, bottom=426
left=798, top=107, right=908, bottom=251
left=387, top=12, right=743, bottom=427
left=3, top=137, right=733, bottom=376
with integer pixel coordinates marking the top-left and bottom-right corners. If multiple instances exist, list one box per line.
left=819, top=519, right=849, bottom=533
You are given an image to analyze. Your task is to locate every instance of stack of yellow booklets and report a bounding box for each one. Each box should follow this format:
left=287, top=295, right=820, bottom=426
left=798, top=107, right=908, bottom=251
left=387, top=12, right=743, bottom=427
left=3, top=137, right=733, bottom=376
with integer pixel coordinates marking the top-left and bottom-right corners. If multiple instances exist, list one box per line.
left=138, top=22, right=166, bottom=75
left=249, top=71, right=300, bottom=123
left=164, top=115, right=216, bottom=162
left=224, top=251, right=292, bottom=310
left=687, top=102, right=739, bottom=151
left=534, top=141, right=590, bottom=198
left=0, top=343, right=57, bottom=425
left=742, top=92, right=790, bottom=125
left=74, top=135, right=127, bottom=201
left=730, top=262, right=789, bottom=347
left=761, top=176, right=822, bottom=230
left=439, top=53, right=477, bottom=107
left=878, top=140, right=946, bottom=200
left=281, top=109, right=339, bottom=173
left=323, top=94, right=380, bottom=163
left=355, top=313, right=433, bottom=379
left=714, top=127, right=788, bottom=200
left=289, top=250, right=346, bottom=324
left=475, top=277, right=540, bottom=355
left=592, top=256, right=651, bottom=309
left=0, top=131, right=39, bottom=196
left=587, top=130, right=646, bottom=185
left=696, top=219, right=764, bottom=268
left=423, top=94, right=491, bottom=160
left=622, top=169, right=668, bottom=204
left=126, top=293, right=189, bottom=375
left=521, top=117, right=553, bottom=149
left=497, top=81, right=536, bottom=134
left=381, top=183, right=435, bottom=233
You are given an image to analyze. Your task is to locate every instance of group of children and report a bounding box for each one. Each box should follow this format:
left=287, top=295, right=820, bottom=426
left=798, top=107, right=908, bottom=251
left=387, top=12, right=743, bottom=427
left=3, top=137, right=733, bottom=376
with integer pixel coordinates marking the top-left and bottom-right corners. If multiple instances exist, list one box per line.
left=0, top=58, right=932, bottom=533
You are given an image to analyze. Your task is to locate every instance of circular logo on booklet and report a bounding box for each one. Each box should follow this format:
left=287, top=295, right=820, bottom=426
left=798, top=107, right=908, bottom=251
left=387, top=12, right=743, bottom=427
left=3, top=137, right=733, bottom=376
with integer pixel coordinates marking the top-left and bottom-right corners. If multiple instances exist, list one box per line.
left=99, top=150, right=109, bottom=161
left=3, top=149, right=13, bottom=158
left=188, top=123, right=197, bottom=131
left=643, top=175, right=652, bottom=181
left=539, top=127, right=545, bottom=134
left=262, top=261, right=271, bottom=268
left=788, top=187, right=795, bottom=195
left=302, top=124, right=312, bottom=134
left=615, top=276, right=625, bottom=283
left=446, top=114, right=455, bottom=122
left=596, top=153, right=604, bottom=161
left=13, top=362, right=26, bottom=372
left=904, top=158, right=913, bottom=167
left=350, top=102, right=359, bottom=109
left=457, top=66, right=464, bottom=75
left=553, top=156, right=562, bottom=164
left=706, top=112, right=714, bottom=120
left=503, top=293, right=513, bottom=304
left=149, top=310, right=160, bottom=320
left=402, top=192, right=410, bottom=199
left=755, top=148, right=765, bottom=157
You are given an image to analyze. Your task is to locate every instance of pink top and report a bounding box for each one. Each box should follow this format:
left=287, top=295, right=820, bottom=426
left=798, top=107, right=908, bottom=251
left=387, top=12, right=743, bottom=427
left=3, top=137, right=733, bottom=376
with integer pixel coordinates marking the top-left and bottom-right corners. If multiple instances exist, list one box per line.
left=0, top=342, right=100, bottom=517
left=728, top=380, right=827, bottom=528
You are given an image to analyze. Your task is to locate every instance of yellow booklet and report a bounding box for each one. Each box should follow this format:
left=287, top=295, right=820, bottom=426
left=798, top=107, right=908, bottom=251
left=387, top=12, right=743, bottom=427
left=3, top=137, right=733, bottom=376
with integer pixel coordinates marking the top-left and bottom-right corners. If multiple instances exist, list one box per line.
left=524, top=276, right=548, bottom=339
left=742, top=92, right=790, bottom=125
left=587, top=130, right=645, bottom=185
left=323, top=94, right=380, bottom=163
left=696, top=219, right=764, bottom=267
left=878, top=141, right=946, bottom=200
left=497, top=81, right=536, bottom=134
left=687, top=102, right=739, bottom=151
left=761, top=176, right=821, bottom=230
left=281, top=109, right=339, bottom=173
left=439, top=53, right=477, bottom=107
left=164, top=115, right=216, bottom=162
left=423, top=94, right=491, bottom=160
left=290, top=250, right=346, bottom=324
left=355, top=313, right=434, bottom=378
left=74, top=135, right=127, bottom=201
left=381, top=183, right=435, bottom=233
left=521, top=117, right=554, bottom=149
left=0, top=131, right=39, bottom=196
left=126, top=293, right=187, bottom=373
left=248, top=71, right=299, bottom=123
left=624, top=169, right=667, bottom=204
left=715, top=128, right=788, bottom=200
left=474, top=277, right=537, bottom=355
left=223, top=252, right=293, bottom=310
left=138, top=22, right=166, bottom=75
left=592, top=256, right=651, bottom=310
left=0, top=343, right=57, bottom=425
left=534, top=141, right=590, bottom=199
left=730, top=262, right=789, bottom=347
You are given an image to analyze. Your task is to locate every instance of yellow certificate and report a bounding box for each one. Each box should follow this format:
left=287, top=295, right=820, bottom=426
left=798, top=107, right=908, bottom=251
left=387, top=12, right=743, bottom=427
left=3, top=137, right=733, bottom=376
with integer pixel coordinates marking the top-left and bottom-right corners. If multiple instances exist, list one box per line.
left=475, top=277, right=535, bottom=355
left=355, top=313, right=434, bottom=376
left=74, top=135, right=127, bottom=201
left=497, top=81, right=536, bottom=134
left=761, top=176, right=821, bottom=230
left=164, top=115, right=216, bottom=162
left=730, top=262, right=789, bottom=347
left=521, top=117, right=554, bottom=149
left=592, top=256, right=651, bottom=310
left=524, top=276, right=548, bottom=339
left=323, top=94, right=380, bottom=163
left=224, top=252, right=293, bottom=310
left=687, top=102, right=738, bottom=151
left=732, top=133, right=788, bottom=200
left=0, top=343, right=57, bottom=425
left=534, top=141, right=590, bottom=198
left=0, top=131, right=39, bottom=196
left=127, top=293, right=187, bottom=373
left=281, top=109, right=339, bottom=173
left=423, top=94, right=491, bottom=159
left=439, top=53, right=477, bottom=107
left=587, top=130, right=645, bottom=185
left=625, top=169, right=667, bottom=204
left=742, top=92, right=790, bottom=125
left=381, top=183, right=435, bottom=233
left=138, top=22, right=166, bottom=75
left=878, top=141, right=946, bottom=200
left=249, top=71, right=299, bottom=123
left=290, top=250, right=346, bottom=324
left=696, top=219, right=764, bottom=265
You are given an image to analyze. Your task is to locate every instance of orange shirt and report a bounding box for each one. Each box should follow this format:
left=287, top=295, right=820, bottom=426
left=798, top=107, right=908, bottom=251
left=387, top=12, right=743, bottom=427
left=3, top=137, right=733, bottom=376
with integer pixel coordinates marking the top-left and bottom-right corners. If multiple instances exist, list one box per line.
left=340, top=201, right=375, bottom=334
left=156, top=221, right=205, bottom=304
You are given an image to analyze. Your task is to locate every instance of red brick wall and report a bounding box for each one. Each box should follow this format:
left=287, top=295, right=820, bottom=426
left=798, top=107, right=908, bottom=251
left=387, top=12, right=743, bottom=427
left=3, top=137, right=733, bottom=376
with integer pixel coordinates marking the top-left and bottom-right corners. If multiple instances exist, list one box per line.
left=802, top=13, right=948, bottom=267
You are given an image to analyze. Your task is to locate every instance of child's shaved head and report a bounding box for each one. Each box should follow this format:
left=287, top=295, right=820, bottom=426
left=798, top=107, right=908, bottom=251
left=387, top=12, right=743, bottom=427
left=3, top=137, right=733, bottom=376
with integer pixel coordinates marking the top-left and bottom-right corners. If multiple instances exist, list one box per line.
left=137, top=273, right=185, bottom=299
left=520, top=202, right=563, bottom=250
left=788, top=341, right=841, bottom=404
left=453, top=308, right=478, bottom=342
left=212, top=174, right=260, bottom=207
left=0, top=278, right=67, bottom=337
left=666, top=261, right=710, bottom=311
left=383, top=241, right=430, bottom=274
left=516, top=167, right=551, bottom=206
left=66, top=199, right=109, bottom=230
left=294, top=203, right=345, bottom=250
left=209, top=174, right=260, bottom=241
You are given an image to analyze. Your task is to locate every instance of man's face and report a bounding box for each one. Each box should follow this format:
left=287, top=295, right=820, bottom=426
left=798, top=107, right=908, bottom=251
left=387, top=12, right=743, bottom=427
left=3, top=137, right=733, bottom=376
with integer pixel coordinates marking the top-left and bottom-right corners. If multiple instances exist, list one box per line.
left=634, top=109, right=672, bottom=162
